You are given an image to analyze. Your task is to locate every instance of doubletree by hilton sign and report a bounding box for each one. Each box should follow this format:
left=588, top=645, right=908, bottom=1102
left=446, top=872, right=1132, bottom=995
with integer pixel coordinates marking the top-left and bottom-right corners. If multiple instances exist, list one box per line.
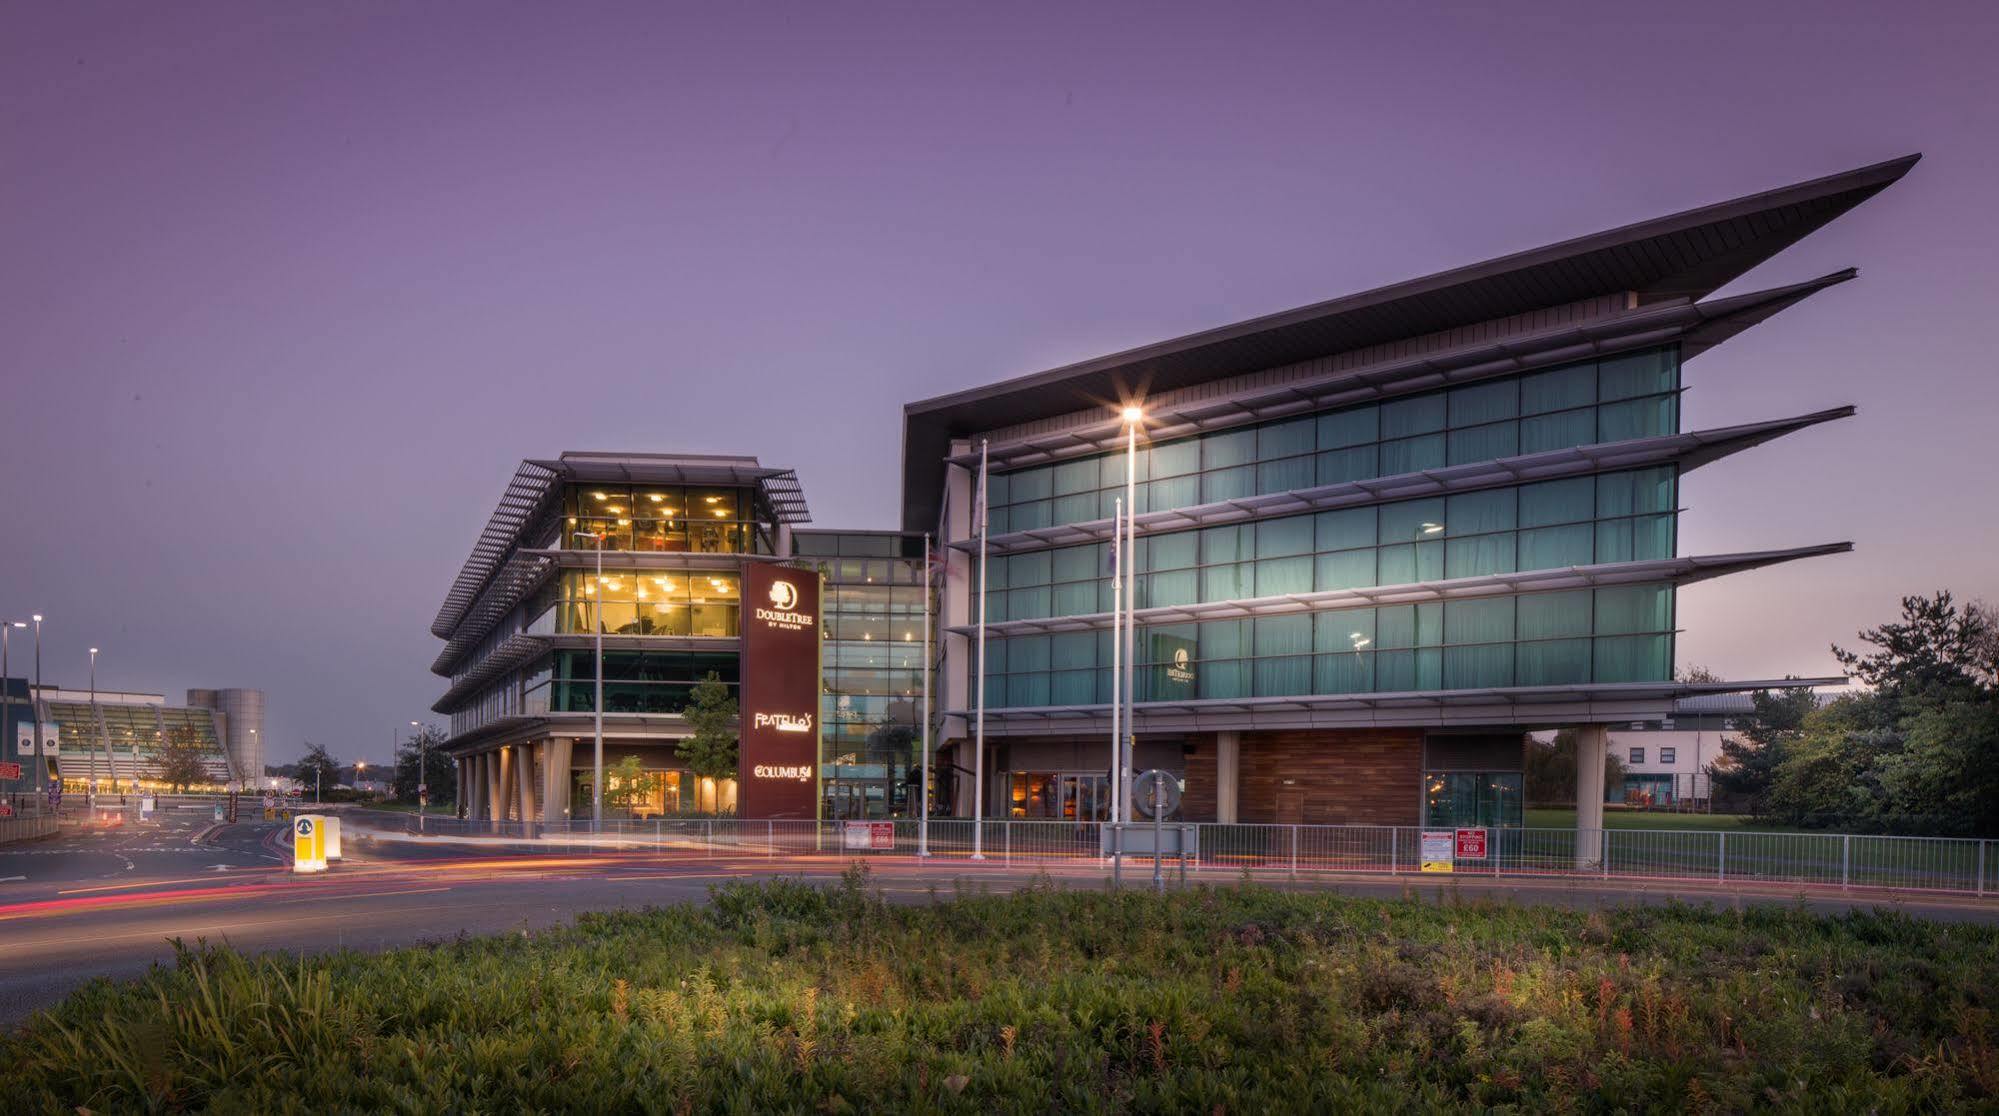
left=737, top=563, right=821, bottom=818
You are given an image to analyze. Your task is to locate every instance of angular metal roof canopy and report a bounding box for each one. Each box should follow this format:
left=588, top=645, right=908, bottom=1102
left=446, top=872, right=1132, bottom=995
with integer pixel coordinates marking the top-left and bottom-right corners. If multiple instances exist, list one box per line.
left=900, top=154, right=1917, bottom=530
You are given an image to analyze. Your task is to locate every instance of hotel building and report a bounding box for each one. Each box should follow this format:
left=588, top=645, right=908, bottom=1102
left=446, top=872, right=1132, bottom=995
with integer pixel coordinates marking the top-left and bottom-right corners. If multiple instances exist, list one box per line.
left=432, top=155, right=1914, bottom=832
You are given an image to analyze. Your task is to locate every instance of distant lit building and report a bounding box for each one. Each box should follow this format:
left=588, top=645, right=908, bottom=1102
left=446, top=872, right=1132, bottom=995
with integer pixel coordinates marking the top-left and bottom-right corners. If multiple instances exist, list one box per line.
left=10, top=685, right=264, bottom=792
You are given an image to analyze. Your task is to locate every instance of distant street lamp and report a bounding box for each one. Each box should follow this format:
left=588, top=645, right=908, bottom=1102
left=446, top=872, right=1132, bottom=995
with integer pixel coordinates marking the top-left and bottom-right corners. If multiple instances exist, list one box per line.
left=412, top=720, right=426, bottom=833
left=89, top=648, right=101, bottom=805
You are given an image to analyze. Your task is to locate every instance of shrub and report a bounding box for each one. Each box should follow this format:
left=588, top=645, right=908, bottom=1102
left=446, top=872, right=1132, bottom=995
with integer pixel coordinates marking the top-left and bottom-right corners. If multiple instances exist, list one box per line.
left=6, top=872, right=1999, bottom=1112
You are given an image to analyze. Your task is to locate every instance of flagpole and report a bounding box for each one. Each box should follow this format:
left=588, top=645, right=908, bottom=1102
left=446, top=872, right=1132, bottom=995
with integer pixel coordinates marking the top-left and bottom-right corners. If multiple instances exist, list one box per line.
left=919, top=532, right=932, bottom=857
left=972, top=440, right=988, bottom=860
left=1110, top=496, right=1123, bottom=879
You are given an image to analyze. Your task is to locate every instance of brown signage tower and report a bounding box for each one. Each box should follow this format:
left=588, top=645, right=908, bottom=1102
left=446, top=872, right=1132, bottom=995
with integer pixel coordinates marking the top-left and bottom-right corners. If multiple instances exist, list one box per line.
left=737, top=562, right=821, bottom=818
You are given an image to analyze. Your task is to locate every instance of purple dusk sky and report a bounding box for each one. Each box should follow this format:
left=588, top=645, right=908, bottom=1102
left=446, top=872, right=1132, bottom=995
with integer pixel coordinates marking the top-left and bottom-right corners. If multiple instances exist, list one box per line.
left=2, top=2, right=1995, bottom=764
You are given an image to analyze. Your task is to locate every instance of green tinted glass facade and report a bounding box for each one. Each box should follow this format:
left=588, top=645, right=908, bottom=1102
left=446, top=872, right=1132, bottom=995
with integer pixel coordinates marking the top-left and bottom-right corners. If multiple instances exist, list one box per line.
left=982, top=582, right=1674, bottom=706
left=795, top=531, right=931, bottom=818
left=986, top=347, right=1678, bottom=534
left=981, top=466, right=1677, bottom=622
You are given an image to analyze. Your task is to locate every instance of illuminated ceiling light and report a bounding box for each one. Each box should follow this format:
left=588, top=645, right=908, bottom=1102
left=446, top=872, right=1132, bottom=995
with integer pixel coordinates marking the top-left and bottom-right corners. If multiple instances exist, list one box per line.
left=1420, top=522, right=1445, bottom=535
left=704, top=496, right=721, bottom=504
left=593, top=492, right=607, bottom=501
left=648, top=494, right=664, bottom=503
left=711, top=509, right=728, bottom=517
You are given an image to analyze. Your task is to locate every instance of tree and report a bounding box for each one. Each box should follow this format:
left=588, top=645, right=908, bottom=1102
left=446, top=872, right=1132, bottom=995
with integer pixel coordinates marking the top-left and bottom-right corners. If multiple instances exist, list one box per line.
left=1677, top=664, right=1723, bottom=684
left=392, top=724, right=456, bottom=806
left=297, top=741, right=339, bottom=797
left=1971, top=600, right=1999, bottom=687
left=1524, top=730, right=1625, bottom=805
left=676, top=672, right=739, bottom=782
left=152, top=725, right=211, bottom=793
left=1708, top=687, right=1818, bottom=810
left=1832, top=591, right=1992, bottom=702
left=604, top=754, right=651, bottom=816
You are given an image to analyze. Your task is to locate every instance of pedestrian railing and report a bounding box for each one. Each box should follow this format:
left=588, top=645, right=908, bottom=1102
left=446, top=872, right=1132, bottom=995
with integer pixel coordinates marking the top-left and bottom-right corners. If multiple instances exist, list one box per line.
left=335, top=810, right=1999, bottom=899
left=0, top=812, right=61, bottom=845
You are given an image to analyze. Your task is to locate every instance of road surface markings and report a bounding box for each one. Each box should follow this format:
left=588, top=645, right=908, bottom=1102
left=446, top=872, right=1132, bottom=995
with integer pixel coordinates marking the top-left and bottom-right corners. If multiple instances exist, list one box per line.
left=274, top=886, right=453, bottom=905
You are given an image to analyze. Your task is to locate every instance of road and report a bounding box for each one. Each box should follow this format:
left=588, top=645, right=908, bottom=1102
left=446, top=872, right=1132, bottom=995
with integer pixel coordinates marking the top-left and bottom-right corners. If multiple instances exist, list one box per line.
left=3, top=807, right=1997, bottom=1027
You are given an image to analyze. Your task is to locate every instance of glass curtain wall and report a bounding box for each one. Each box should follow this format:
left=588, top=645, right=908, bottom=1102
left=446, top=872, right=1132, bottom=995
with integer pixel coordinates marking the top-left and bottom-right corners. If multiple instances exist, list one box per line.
left=795, top=532, right=931, bottom=819
left=561, top=484, right=765, bottom=554
left=554, top=570, right=742, bottom=637
left=986, top=347, right=1678, bottom=534
left=982, top=466, right=1676, bottom=623
left=983, top=582, right=1675, bottom=707
left=548, top=650, right=739, bottom=714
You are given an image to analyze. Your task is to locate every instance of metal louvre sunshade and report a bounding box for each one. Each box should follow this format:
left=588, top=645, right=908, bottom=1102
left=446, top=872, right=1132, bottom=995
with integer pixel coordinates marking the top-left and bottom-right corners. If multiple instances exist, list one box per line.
left=432, top=633, right=550, bottom=714
left=945, top=543, right=1852, bottom=637
left=952, top=406, right=1853, bottom=557
left=431, top=461, right=560, bottom=639
left=945, top=273, right=1848, bottom=475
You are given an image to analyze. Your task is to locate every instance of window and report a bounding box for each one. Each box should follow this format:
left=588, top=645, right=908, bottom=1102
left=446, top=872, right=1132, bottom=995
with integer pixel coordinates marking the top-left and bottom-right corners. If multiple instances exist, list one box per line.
left=983, top=347, right=1682, bottom=535
left=1660, top=747, right=1677, bottom=764
left=1629, top=747, right=1645, bottom=765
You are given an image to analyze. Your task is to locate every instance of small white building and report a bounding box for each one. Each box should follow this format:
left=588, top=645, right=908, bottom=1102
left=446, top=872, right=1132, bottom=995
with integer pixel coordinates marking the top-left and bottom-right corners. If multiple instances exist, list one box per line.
left=1603, top=694, right=1755, bottom=808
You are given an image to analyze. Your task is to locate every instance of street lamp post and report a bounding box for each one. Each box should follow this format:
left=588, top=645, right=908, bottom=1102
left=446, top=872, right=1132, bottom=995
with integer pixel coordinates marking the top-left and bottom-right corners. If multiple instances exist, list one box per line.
left=413, top=720, right=424, bottom=833
left=88, top=647, right=100, bottom=806
left=575, top=530, right=606, bottom=831
left=1118, top=406, right=1144, bottom=829
left=31, top=616, right=42, bottom=808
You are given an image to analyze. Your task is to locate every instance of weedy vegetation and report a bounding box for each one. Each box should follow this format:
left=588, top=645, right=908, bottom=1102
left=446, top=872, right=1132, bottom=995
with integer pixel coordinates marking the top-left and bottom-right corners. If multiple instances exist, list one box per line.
left=8, top=866, right=1999, bottom=1113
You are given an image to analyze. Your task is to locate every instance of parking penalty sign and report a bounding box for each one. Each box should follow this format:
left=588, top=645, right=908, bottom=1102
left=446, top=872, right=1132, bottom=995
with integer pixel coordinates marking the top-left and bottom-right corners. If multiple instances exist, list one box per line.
left=1419, top=829, right=1456, bottom=873
left=1455, top=827, right=1488, bottom=860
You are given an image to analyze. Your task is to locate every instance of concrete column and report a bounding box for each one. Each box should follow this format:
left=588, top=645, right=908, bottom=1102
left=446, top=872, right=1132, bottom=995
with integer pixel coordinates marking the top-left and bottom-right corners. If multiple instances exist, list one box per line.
left=1574, top=724, right=1608, bottom=869
left=541, top=737, right=573, bottom=825
left=514, top=743, right=537, bottom=833
left=498, top=748, right=517, bottom=824
left=1216, top=731, right=1240, bottom=824
left=484, top=751, right=504, bottom=824
left=454, top=758, right=468, bottom=818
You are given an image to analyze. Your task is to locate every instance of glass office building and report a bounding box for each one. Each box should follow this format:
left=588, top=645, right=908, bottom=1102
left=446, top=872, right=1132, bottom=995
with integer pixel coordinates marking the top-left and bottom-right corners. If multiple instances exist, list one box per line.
left=430, top=453, right=810, bottom=824
left=432, top=156, right=1915, bottom=830
left=901, top=154, right=1914, bottom=830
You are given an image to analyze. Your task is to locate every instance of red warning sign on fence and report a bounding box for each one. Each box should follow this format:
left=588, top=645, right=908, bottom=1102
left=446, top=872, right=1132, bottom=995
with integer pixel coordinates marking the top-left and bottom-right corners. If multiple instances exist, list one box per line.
left=1455, top=827, right=1488, bottom=860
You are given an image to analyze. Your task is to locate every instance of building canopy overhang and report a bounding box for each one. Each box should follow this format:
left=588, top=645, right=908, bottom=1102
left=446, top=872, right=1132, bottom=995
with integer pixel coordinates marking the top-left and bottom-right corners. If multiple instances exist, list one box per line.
left=946, top=542, right=1851, bottom=637
left=431, top=452, right=810, bottom=642
left=951, top=406, right=1853, bottom=557
left=902, top=153, right=1917, bottom=530
left=941, top=677, right=1844, bottom=737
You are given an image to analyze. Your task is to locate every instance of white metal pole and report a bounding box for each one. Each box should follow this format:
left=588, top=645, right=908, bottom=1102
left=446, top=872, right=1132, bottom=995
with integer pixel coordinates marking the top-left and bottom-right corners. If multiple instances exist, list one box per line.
left=593, top=535, right=604, bottom=831
left=1110, top=496, right=1123, bottom=858
left=32, top=616, right=42, bottom=807
left=920, top=532, right=932, bottom=857
left=972, top=440, right=988, bottom=860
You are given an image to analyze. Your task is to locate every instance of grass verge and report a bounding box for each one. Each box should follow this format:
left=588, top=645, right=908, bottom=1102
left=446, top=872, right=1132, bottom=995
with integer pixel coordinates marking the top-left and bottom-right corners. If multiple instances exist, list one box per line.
left=7, top=867, right=1999, bottom=1112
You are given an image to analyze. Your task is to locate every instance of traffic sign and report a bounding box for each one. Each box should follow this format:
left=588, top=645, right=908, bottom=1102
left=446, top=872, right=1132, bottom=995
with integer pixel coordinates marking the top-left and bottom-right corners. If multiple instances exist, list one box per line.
left=293, top=814, right=327, bottom=873
left=0, top=761, right=20, bottom=780
left=1454, top=827, right=1488, bottom=860
left=1133, top=770, right=1181, bottom=818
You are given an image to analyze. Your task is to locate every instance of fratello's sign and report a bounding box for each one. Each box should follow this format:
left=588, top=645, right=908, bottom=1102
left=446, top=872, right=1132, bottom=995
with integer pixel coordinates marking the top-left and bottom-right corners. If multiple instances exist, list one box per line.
left=737, top=563, right=822, bottom=818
